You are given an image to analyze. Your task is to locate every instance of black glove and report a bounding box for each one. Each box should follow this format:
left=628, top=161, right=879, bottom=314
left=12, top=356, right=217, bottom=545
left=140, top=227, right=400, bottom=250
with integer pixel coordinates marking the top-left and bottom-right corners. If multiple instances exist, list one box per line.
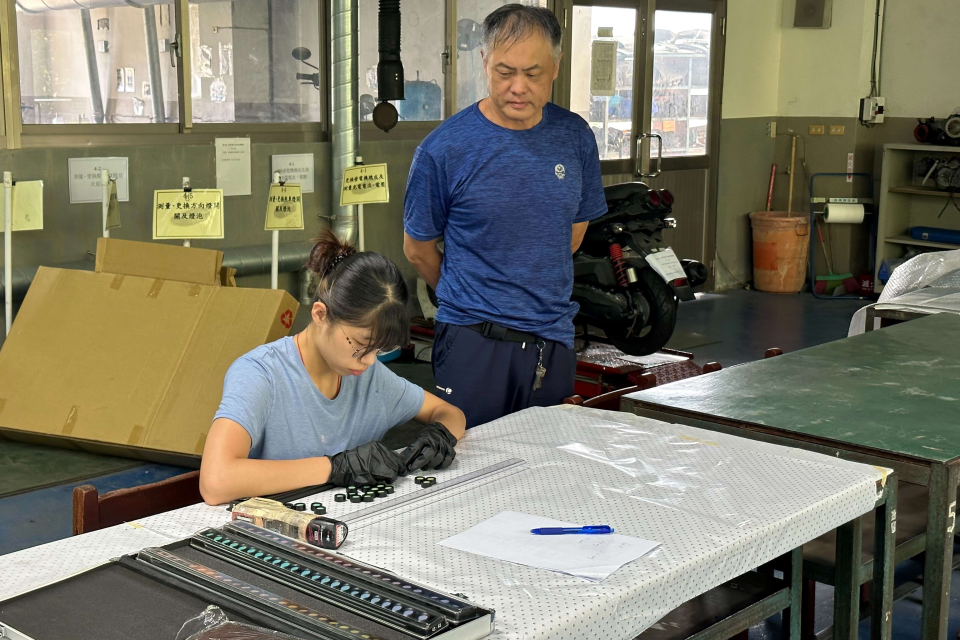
left=400, top=422, right=458, bottom=473
left=328, top=441, right=406, bottom=487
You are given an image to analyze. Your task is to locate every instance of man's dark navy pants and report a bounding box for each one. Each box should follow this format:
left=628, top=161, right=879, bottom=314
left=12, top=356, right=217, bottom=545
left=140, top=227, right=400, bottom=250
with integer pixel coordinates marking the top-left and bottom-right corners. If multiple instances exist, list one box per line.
left=432, top=322, right=577, bottom=429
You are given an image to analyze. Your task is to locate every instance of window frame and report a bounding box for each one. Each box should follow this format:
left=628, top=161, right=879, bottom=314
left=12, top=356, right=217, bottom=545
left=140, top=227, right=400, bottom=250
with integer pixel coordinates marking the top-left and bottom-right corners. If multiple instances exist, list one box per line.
left=3, top=0, right=331, bottom=149
left=648, top=0, right=723, bottom=171
left=0, top=0, right=564, bottom=147
left=1, top=0, right=21, bottom=149
left=554, top=0, right=722, bottom=175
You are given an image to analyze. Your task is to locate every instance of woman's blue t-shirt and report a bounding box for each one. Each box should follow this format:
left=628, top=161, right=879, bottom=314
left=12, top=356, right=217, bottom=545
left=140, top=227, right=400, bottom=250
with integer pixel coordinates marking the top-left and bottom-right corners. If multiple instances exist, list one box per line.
left=214, top=337, right=424, bottom=460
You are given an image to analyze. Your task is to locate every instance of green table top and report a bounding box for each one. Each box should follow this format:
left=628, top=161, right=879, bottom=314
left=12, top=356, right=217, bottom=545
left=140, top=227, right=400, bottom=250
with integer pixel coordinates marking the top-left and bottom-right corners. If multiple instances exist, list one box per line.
left=629, top=312, right=960, bottom=463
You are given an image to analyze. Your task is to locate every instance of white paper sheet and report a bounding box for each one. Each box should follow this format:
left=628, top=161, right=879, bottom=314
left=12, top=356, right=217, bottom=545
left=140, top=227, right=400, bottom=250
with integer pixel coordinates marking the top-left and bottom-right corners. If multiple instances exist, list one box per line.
left=216, top=137, right=252, bottom=196
left=439, top=511, right=659, bottom=582
left=645, top=248, right=687, bottom=282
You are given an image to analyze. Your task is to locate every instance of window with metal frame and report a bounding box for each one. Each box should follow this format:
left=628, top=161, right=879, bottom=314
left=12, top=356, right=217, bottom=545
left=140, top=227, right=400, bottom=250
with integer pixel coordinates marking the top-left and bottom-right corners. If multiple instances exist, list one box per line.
left=651, top=9, right=712, bottom=158
left=16, top=2, right=180, bottom=125
left=189, top=0, right=322, bottom=124
left=569, top=5, right=636, bottom=161
left=8, top=0, right=327, bottom=145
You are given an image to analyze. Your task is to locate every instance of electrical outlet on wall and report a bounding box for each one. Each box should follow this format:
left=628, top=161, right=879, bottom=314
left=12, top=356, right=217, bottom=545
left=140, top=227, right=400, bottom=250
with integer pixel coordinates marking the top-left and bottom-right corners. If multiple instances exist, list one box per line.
left=829, top=125, right=845, bottom=135
left=767, top=121, right=777, bottom=138
left=859, top=97, right=885, bottom=124
left=809, top=124, right=825, bottom=135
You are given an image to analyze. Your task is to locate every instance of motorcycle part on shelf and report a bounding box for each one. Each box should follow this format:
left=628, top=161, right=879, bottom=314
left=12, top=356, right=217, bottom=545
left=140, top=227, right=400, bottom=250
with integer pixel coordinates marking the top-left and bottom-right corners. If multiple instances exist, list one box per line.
left=572, top=182, right=705, bottom=356
left=914, top=113, right=960, bottom=146
left=915, top=156, right=960, bottom=190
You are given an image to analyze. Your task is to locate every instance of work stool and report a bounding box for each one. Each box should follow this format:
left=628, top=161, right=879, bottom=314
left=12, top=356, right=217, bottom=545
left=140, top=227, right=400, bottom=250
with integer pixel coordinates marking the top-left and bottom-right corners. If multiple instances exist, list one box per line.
left=72, top=470, right=202, bottom=535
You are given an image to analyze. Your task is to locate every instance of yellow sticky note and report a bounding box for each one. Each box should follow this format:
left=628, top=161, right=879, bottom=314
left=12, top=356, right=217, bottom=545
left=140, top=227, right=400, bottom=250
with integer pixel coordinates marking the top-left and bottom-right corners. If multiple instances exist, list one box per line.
left=12, top=181, right=43, bottom=232
left=106, top=179, right=121, bottom=229
left=265, top=183, right=304, bottom=231
left=152, top=188, right=225, bottom=240
left=340, top=163, right=389, bottom=206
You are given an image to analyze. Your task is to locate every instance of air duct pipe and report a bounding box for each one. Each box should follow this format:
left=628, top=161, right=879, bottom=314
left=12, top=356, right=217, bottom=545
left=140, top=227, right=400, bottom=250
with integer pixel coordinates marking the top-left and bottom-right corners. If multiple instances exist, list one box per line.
left=143, top=7, right=166, bottom=122
left=330, top=0, right=359, bottom=244
left=0, top=242, right=315, bottom=302
left=222, top=241, right=314, bottom=277
left=80, top=9, right=105, bottom=124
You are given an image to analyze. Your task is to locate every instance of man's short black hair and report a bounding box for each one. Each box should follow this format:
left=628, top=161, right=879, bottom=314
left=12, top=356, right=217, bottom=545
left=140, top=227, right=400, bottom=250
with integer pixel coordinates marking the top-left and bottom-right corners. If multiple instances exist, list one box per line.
left=482, top=4, right=562, bottom=59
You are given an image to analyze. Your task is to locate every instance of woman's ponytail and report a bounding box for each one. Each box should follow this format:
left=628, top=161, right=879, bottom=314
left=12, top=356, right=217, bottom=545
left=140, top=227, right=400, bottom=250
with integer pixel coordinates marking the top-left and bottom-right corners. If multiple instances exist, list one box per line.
left=305, top=229, right=358, bottom=280
left=304, top=229, right=409, bottom=356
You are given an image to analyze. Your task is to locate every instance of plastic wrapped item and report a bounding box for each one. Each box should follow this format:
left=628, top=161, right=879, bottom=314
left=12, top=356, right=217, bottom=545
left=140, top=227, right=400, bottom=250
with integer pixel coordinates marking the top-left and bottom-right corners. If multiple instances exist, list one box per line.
left=176, top=606, right=307, bottom=640
left=850, top=249, right=960, bottom=335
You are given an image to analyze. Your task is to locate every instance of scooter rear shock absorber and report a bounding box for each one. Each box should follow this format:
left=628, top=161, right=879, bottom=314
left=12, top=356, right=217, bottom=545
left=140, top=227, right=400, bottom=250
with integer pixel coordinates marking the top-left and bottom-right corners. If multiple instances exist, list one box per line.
left=609, top=243, right=629, bottom=287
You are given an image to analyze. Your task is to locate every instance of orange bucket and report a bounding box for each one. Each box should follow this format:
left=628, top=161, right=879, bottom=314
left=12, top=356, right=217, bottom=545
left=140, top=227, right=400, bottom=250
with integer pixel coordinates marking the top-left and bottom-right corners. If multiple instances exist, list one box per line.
left=749, top=212, right=810, bottom=293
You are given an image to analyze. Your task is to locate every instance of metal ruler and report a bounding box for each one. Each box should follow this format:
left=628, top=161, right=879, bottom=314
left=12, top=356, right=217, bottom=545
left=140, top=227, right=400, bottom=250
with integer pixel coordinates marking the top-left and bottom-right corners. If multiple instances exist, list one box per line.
left=343, top=458, right=527, bottom=527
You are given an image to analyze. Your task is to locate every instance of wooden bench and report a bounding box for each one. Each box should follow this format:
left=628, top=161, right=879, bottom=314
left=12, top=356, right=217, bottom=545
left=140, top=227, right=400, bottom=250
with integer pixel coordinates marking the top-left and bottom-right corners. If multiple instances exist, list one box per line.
left=72, top=470, right=202, bottom=535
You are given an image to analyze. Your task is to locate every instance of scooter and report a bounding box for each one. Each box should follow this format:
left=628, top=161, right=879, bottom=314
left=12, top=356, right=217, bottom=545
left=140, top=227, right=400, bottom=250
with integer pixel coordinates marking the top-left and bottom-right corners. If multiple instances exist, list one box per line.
left=573, top=182, right=707, bottom=356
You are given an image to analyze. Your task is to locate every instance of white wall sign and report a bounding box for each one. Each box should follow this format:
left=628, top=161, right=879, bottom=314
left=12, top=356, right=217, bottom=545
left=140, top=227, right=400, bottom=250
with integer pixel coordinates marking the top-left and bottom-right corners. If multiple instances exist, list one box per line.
left=271, top=153, right=315, bottom=193
left=216, top=137, right=252, bottom=197
left=68, top=157, right=130, bottom=204
left=590, top=39, right=617, bottom=97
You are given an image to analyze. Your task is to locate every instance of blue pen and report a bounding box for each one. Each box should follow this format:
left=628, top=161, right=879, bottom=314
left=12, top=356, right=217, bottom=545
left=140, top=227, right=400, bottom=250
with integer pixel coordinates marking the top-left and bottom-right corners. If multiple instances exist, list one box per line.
left=530, top=525, right=614, bottom=535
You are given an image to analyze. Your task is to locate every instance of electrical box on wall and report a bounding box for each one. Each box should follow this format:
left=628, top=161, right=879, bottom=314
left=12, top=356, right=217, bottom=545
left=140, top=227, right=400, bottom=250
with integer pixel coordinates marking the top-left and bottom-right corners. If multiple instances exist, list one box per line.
left=794, top=0, right=832, bottom=28
left=860, top=97, right=885, bottom=124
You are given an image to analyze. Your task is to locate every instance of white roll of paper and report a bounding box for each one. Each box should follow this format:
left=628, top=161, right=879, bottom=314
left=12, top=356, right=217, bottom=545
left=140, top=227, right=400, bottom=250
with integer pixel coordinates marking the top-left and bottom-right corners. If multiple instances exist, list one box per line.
left=823, top=203, right=865, bottom=224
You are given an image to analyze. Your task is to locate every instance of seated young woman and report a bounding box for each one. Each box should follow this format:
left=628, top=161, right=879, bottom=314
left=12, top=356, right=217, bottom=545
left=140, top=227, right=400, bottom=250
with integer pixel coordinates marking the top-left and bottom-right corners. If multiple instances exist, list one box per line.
left=199, top=231, right=465, bottom=505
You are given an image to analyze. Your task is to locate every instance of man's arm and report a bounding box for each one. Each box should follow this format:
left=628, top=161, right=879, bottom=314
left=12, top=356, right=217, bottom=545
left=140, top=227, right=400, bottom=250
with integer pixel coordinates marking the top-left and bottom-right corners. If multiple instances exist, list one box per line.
left=199, top=418, right=331, bottom=505
left=403, top=233, right=442, bottom=290
left=572, top=222, right=589, bottom=253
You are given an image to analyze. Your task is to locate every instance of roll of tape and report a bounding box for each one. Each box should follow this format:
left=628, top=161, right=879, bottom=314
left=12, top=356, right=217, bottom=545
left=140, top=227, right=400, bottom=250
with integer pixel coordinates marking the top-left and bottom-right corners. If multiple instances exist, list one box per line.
left=823, top=203, right=865, bottom=224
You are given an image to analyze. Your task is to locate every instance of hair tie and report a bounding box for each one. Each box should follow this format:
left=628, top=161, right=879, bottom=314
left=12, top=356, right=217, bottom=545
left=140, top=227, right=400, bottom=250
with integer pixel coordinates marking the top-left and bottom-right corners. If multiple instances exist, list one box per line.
left=323, top=252, right=349, bottom=278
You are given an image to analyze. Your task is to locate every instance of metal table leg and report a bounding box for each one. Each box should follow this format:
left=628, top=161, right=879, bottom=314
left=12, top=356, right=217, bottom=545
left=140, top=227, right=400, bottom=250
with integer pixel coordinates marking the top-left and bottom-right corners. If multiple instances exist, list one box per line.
left=783, top=546, right=804, bottom=640
left=872, top=474, right=897, bottom=640
left=921, top=463, right=960, bottom=640
left=833, top=516, right=863, bottom=640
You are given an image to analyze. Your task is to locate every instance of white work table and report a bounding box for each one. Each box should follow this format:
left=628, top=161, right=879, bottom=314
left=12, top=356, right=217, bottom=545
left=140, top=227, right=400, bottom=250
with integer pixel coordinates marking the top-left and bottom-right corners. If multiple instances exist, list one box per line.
left=0, top=406, right=885, bottom=640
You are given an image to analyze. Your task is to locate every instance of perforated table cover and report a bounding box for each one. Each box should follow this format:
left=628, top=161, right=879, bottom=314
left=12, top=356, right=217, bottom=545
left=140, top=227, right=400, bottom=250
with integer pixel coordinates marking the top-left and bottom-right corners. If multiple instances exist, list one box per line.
left=0, top=522, right=175, bottom=601
left=0, top=407, right=883, bottom=640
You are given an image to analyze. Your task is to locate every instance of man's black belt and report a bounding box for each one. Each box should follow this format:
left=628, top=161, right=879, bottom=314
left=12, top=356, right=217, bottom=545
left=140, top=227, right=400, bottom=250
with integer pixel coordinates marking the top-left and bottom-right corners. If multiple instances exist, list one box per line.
left=465, top=321, right=543, bottom=344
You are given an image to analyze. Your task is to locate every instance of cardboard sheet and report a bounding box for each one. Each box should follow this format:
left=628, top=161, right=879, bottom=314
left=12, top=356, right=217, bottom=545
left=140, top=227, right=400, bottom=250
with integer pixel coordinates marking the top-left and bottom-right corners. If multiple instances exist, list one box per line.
left=95, top=238, right=224, bottom=286
left=0, top=239, right=297, bottom=464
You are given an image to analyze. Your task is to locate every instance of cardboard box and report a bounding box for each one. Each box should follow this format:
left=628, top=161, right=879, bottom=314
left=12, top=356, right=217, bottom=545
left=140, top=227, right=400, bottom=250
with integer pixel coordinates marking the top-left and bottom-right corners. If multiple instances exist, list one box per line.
left=95, top=237, right=225, bottom=286
left=0, top=240, right=299, bottom=466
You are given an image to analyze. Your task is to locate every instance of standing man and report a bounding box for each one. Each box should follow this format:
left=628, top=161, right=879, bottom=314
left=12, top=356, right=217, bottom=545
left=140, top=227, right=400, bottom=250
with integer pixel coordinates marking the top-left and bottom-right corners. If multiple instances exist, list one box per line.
left=403, top=4, right=607, bottom=429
